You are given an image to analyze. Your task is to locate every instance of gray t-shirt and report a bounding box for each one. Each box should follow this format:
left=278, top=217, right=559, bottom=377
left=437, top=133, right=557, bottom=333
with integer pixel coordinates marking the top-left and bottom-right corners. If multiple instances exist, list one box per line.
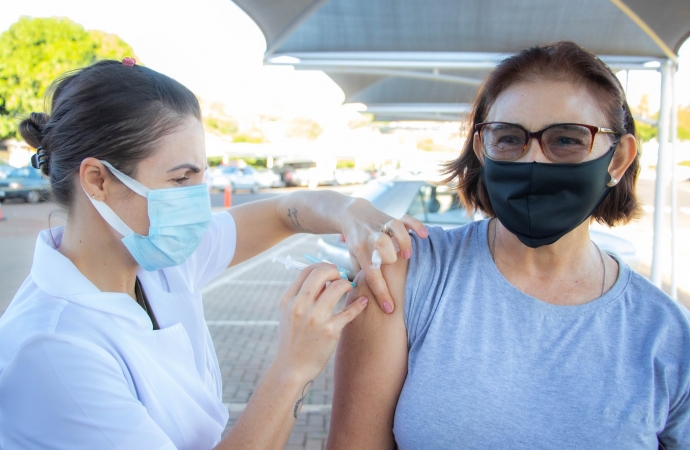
left=394, top=220, right=690, bottom=449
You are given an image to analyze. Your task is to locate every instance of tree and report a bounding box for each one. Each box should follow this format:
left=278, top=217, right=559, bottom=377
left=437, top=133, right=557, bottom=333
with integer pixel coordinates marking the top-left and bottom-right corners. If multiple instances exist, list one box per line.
left=0, top=17, right=136, bottom=139
left=631, top=94, right=690, bottom=142
left=286, top=117, right=323, bottom=140
left=632, top=94, right=657, bottom=142
left=678, top=104, right=690, bottom=141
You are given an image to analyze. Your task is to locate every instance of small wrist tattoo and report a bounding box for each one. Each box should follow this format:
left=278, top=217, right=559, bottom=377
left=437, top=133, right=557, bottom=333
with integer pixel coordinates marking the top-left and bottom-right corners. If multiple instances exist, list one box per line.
left=293, top=380, right=313, bottom=418
left=287, top=207, right=313, bottom=233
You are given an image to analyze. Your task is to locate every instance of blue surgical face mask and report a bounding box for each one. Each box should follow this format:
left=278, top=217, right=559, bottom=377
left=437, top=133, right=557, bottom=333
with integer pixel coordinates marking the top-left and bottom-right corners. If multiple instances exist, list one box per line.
left=85, top=160, right=212, bottom=271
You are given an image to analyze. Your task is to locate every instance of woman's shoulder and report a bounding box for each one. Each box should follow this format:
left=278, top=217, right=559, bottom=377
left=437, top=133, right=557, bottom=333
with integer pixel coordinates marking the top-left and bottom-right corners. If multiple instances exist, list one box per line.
left=411, top=219, right=486, bottom=258
left=622, top=268, right=690, bottom=332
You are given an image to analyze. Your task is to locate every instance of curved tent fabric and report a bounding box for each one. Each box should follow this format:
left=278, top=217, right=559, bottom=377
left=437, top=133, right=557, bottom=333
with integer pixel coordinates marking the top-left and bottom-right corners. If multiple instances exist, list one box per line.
left=326, top=72, right=485, bottom=104
left=234, top=0, right=690, bottom=120
left=235, top=0, right=690, bottom=59
left=326, top=73, right=479, bottom=121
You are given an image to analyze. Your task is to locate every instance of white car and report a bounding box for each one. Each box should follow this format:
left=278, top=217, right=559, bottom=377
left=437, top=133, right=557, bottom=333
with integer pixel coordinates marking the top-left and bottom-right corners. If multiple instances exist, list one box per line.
left=255, top=169, right=283, bottom=188
left=317, top=179, right=640, bottom=276
left=334, top=168, right=371, bottom=185
left=210, top=166, right=267, bottom=193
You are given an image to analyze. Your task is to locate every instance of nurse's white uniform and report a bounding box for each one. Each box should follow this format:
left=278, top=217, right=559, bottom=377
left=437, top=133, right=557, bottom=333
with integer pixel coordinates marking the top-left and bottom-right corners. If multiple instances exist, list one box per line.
left=0, top=212, right=237, bottom=449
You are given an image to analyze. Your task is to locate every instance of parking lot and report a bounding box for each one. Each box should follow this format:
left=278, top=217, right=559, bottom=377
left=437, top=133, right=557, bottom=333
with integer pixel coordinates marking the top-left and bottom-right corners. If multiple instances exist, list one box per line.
left=1, top=181, right=689, bottom=449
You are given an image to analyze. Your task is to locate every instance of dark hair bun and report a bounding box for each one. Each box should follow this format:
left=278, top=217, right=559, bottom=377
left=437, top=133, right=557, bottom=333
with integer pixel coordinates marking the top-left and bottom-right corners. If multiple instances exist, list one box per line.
left=19, top=112, right=50, bottom=149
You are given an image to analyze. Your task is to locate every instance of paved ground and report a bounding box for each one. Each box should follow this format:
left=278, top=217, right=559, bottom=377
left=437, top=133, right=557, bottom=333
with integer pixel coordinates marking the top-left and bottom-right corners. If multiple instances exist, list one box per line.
left=202, top=233, right=338, bottom=448
left=1, top=180, right=689, bottom=449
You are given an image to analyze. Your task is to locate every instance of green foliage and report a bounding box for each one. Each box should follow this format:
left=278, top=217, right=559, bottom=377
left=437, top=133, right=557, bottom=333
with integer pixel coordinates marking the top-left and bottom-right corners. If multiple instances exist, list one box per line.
left=207, top=156, right=223, bottom=167
left=233, top=132, right=265, bottom=144
left=416, top=137, right=435, bottom=152
left=336, top=159, right=355, bottom=169
left=0, top=17, right=136, bottom=140
left=632, top=94, right=656, bottom=143
left=348, top=113, right=373, bottom=129
left=286, top=117, right=323, bottom=140
left=211, top=157, right=268, bottom=168
left=203, top=116, right=238, bottom=135
left=240, top=157, right=267, bottom=168
left=636, top=122, right=657, bottom=143
left=633, top=105, right=690, bottom=143
left=678, top=105, right=690, bottom=141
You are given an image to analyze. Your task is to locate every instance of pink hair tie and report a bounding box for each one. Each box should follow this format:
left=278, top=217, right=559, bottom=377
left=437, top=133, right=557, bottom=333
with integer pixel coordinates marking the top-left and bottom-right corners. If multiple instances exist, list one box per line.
left=122, top=57, right=136, bottom=67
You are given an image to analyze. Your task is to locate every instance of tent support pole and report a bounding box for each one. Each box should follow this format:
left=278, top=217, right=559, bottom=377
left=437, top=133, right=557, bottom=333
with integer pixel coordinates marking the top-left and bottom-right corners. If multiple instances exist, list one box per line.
left=670, top=63, right=679, bottom=300
left=650, top=59, right=672, bottom=289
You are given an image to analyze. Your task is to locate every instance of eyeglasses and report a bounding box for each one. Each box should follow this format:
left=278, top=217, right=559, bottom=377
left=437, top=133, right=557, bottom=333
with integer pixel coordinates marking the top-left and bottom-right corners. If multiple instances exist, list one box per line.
left=475, top=122, right=618, bottom=164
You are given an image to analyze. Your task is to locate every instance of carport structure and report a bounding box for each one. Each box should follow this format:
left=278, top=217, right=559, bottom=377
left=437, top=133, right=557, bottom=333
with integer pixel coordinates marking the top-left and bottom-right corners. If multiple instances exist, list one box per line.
left=233, top=0, right=690, bottom=299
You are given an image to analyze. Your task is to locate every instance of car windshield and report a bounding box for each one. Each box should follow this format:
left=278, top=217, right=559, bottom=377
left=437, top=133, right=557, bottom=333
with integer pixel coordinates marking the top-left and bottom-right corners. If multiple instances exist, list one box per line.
left=407, top=185, right=474, bottom=225
left=220, top=167, right=239, bottom=174
left=8, top=168, right=35, bottom=178
left=351, top=181, right=393, bottom=203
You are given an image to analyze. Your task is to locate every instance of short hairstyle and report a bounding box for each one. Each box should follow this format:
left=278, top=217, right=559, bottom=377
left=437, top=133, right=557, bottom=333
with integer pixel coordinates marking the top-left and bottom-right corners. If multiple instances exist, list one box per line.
left=444, top=41, right=641, bottom=226
left=19, top=60, right=201, bottom=211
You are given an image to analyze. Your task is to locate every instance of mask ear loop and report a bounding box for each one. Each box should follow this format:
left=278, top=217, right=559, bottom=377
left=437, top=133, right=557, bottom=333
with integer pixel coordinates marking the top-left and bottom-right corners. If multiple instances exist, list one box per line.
left=83, top=186, right=134, bottom=237
left=100, top=160, right=150, bottom=198
left=82, top=160, right=146, bottom=238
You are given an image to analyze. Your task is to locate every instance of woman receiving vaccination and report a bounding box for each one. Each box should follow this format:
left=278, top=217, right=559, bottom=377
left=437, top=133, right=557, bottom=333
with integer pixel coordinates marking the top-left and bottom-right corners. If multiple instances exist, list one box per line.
left=328, top=41, right=690, bottom=449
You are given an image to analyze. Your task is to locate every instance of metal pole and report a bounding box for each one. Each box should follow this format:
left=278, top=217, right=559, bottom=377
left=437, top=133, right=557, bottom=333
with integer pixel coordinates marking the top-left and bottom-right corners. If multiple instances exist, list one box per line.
left=670, top=63, right=679, bottom=300
left=650, top=60, right=672, bottom=288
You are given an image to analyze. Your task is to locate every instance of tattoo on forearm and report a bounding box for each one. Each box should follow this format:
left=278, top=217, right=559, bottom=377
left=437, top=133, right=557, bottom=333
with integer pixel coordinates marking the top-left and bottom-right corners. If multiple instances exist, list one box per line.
left=293, top=380, right=313, bottom=418
left=287, top=207, right=313, bottom=233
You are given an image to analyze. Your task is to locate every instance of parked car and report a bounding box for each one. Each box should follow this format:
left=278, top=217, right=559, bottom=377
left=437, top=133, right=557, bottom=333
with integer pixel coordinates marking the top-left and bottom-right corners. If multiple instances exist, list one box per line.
left=277, top=160, right=336, bottom=187
left=0, top=167, right=50, bottom=203
left=209, top=165, right=267, bottom=193
left=255, top=168, right=283, bottom=188
left=0, top=164, right=15, bottom=179
left=334, top=168, right=371, bottom=185
left=316, top=179, right=639, bottom=277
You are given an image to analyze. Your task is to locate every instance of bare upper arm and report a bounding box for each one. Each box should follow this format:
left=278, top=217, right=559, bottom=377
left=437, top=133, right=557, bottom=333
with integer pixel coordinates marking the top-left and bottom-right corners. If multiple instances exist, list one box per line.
left=228, top=199, right=291, bottom=268
left=326, top=257, right=409, bottom=450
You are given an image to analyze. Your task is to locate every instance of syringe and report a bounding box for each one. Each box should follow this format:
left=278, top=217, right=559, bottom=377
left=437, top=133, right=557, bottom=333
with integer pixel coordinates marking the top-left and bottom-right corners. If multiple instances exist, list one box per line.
left=273, top=254, right=356, bottom=287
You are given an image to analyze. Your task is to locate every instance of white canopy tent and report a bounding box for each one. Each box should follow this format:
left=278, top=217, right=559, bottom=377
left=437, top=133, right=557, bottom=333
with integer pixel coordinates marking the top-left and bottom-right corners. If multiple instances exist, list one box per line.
left=232, top=0, right=690, bottom=299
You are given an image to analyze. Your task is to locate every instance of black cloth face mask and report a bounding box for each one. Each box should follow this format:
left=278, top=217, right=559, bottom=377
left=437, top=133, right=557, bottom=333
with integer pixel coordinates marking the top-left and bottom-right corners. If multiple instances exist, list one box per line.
left=480, top=147, right=616, bottom=248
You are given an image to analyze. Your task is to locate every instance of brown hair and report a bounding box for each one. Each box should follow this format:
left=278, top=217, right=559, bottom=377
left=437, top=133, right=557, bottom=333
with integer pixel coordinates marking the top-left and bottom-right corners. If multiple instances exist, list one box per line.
left=444, top=41, right=641, bottom=226
left=19, top=60, right=201, bottom=211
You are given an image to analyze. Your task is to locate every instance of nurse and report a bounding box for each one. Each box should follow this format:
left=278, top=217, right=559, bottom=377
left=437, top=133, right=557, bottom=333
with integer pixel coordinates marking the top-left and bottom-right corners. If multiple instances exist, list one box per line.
left=0, top=59, right=426, bottom=449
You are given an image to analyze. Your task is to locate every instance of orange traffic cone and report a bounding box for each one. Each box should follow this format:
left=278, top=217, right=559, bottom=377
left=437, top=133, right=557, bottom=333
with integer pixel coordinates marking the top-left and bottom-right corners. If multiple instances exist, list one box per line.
left=224, top=185, right=232, bottom=208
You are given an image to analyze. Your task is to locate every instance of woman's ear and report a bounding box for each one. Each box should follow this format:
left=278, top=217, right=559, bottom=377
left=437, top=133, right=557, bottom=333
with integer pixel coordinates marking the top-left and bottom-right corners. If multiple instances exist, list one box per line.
left=608, top=134, right=637, bottom=183
left=80, top=158, right=109, bottom=201
left=473, top=132, right=484, bottom=164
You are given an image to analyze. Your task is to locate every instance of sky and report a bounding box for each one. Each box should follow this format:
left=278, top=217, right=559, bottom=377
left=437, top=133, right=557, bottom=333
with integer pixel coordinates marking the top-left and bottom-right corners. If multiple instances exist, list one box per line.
left=2, top=0, right=690, bottom=119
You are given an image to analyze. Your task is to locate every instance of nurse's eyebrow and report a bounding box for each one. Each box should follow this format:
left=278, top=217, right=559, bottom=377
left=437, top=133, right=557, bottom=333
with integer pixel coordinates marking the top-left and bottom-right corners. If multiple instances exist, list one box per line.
left=167, top=164, right=201, bottom=173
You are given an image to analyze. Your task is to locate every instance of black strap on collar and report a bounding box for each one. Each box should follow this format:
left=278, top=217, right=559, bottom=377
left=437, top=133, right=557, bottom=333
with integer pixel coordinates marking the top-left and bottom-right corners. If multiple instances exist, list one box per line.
left=135, top=278, right=160, bottom=330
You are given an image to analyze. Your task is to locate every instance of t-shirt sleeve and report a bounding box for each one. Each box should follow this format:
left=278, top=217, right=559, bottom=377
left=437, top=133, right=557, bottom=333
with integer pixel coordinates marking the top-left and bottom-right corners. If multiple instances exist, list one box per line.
left=404, top=228, right=442, bottom=348
left=659, top=375, right=690, bottom=448
left=0, top=335, right=176, bottom=450
left=183, top=211, right=237, bottom=291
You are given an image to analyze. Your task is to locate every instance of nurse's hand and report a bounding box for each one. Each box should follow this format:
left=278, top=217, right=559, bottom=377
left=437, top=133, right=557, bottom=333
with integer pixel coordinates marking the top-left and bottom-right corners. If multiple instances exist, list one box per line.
left=341, top=200, right=427, bottom=314
left=274, top=263, right=368, bottom=382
